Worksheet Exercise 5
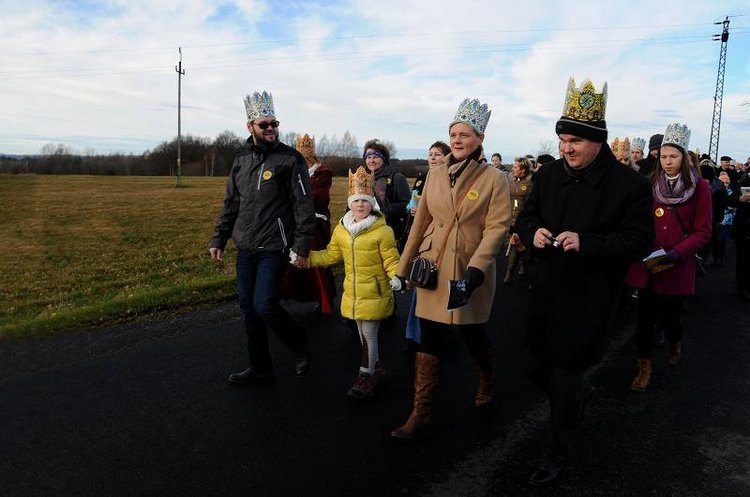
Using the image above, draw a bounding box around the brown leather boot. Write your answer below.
[391,352,439,439]
[504,246,519,283]
[473,347,495,407]
[668,341,682,366]
[630,359,652,392]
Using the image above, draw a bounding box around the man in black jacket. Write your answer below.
[636,133,663,177]
[517,78,654,487]
[210,91,317,384]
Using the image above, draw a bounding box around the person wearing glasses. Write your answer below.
[209,91,317,384]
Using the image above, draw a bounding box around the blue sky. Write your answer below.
[1,0,749,162]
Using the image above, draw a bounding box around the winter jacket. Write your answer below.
[309,213,400,320]
[397,155,511,325]
[210,137,316,256]
[508,173,533,227]
[372,163,410,238]
[627,177,712,295]
[731,173,750,241]
[516,145,654,369]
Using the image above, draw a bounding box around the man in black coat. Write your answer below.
[516,78,654,486]
[636,133,662,177]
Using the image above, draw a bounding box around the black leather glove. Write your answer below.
[464,267,485,295]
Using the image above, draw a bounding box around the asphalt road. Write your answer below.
[2,245,749,496]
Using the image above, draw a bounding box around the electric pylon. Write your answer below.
[708,17,729,164]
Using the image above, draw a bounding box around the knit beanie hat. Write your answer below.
[648,134,664,152]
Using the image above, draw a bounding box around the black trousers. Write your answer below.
[736,234,750,293]
[418,318,492,373]
[529,360,591,461]
[635,285,686,359]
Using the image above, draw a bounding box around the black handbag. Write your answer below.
[405,166,488,290]
[407,256,438,289]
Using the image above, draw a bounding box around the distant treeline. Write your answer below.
[0,131,428,178]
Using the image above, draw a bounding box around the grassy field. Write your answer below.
[0,174,350,339]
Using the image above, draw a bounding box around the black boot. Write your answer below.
[228,367,274,384]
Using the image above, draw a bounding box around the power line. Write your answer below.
[0,20,735,57]
[0,32,732,81]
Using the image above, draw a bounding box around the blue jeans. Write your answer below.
[404,290,421,343]
[236,249,307,373]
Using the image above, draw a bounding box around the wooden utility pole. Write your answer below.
[175,47,185,187]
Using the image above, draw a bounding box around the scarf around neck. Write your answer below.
[654,168,697,205]
[342,211,378,237]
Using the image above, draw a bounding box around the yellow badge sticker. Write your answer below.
[262,170,273,181]
[521,185,528,191]
[415,180,423,187]
[467,189,479,200]
[655,207,664,217]
[386,178,392,185]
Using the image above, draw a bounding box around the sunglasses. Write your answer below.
[254,120,280,130]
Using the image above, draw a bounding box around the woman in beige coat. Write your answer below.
[391,98,511,439]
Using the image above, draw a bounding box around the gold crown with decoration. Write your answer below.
[562,78,607,122]
[611,137,631,161]
[348,166,374,197]
[296,134,315,157]
[347,166,378,209]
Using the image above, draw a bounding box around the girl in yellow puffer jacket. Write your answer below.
[296,166,401,399]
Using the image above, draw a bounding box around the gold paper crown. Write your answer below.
[562,78,607,122]
[611,137,631,161]
[348,166,374,198]
[296,133,315,157]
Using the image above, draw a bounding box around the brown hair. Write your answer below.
[651,145,694,188]
[514,156,532,175]
[363,139,390,163]
[429,141,450,156]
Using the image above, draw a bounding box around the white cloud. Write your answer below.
[1,0,748,161]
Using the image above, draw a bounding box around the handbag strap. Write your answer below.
[670,206,689,238]
[434,166,488,265]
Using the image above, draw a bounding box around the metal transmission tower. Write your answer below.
[708,17,729,164]
[175,47,186,188]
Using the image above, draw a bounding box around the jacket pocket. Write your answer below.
[277,218,288,247]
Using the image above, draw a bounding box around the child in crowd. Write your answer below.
[293,166,402,399]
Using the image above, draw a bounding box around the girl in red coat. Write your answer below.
[627,123,712,392]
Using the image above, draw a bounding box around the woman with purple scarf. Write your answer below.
[626,123,712,392]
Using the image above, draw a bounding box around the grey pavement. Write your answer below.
[1,245,748,496]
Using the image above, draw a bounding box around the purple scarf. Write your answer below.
[653,168,697,205]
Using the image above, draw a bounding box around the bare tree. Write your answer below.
[379,139,397,159]
[340,131,359,158]
[536,140,556,157]
[279,131,296,147]
[317,135,331,157]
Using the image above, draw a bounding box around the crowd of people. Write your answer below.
[208,84,750,487]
